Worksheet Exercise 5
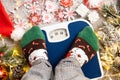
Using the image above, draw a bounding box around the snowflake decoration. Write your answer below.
[14,19,28,29]
[42,12,53,23]
[75,3,89,17]
[28,13,41,26]
[24,1,41,14]
[64,8,76,21]
[60,0,73,7]
[45,0,58,12]
[55,8,65,22]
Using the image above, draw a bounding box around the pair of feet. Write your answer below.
[20,26,99,67]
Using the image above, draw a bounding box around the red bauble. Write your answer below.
[0,65,8,80]
[0,52,4,57]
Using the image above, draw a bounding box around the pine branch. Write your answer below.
[0,45,8,52]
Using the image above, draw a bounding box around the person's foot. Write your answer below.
[20,26,48,65]
[66,27,99,67]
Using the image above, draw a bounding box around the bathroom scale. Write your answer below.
[41,19,103,79]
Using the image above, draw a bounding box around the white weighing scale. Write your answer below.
[41,19,103,80]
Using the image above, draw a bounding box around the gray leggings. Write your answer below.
[21,58,89,80]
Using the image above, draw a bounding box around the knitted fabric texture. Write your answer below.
[78,27,99,51]
[21,26,45,48]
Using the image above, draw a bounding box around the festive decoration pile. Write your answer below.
[0,36,29,80]
[0,0,104,41]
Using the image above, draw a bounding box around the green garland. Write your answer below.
[0,42,29,80]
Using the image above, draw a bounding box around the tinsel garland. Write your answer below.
[97,2,120,80]
[0,36,29,80]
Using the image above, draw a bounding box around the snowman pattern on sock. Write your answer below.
[29,49,48,64]
[67,47,89,67]
[22,39,48,64]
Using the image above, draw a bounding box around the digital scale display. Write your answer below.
[49,28,68,42]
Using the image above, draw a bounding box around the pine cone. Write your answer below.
[12,65,25,79]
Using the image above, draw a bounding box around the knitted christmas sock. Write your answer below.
[66,27,99,67]
[20,26,48,65]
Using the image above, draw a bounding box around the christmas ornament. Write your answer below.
[0,65,8,80]
[28,13,41,26]
[0,45,8,57]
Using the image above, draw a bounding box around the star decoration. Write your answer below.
[28,13,41,26]
[64,8,76,21]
